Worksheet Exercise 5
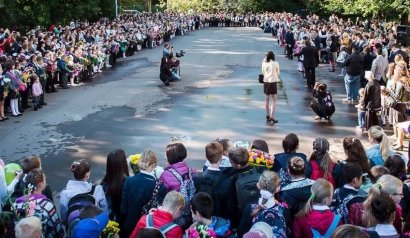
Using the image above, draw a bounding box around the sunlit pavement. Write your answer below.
[0,27,403,193]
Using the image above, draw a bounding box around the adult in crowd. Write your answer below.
[311,82,335,120]
[159,56,172,86]
[294,39,319,89]
[371,47,388,86]
[388,61,409,150]
[285,26,295,59]
[59,159,108,223]
[121,150,165,238]
[261,50,280,123]
[360,71,381,130]
[343,46,364,103]
[101,149,129,222]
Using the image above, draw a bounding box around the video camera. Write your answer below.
[175,50,186,58]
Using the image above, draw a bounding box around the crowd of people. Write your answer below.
[1,9,410,238]
[261,12,410,147]
[0,129,409,238]
[0,11,238,120]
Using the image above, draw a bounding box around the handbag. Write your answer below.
[386,95,398,108]
[258,74,264,84]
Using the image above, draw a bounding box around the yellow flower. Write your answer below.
[129,154,141,165]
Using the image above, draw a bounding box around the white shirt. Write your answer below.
[262,60,280,83]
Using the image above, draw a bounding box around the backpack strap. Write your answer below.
[159,222,178,234]
[89,184,96,195]
[145,214,154,228]
[324,214,340,237]
[168,167,184,184]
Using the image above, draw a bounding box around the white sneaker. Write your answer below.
[342,98,351,103]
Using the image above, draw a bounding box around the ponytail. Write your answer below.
[369,126,391,161]
[379,133,390,161]
[297,179,333,217]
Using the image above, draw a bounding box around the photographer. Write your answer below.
[311,82,335,120]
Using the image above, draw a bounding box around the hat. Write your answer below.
[243,222,274,238]
[313,137,329,152]
[72,212,109,238]
[364,71,375,80]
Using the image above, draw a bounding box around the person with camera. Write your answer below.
[311,82,335,120]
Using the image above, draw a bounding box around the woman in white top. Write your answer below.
[261,51,280,123]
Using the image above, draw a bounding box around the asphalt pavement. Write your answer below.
[0,27,399,194]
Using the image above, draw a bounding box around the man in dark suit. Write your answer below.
[294,39,319,89]
[285,27,295,59]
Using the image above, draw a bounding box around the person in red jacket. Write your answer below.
[130,191,185,238]
[292,179,342,238]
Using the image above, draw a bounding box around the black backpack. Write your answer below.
[235,168,260,210]
[322,91,335,116]
[66,185,96,232]
[195,174,228,216]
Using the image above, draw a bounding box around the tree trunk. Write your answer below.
[401,12,409,25]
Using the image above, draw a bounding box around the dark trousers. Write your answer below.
[46,71,57,92]
[286,44,294,58]
[305,67,316,87]
[366,110,379,130]
[20,89,28,108]
[40,78,46,104]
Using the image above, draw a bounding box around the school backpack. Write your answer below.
[311,214,340,238]
[141,180,163,215]
[195,174,228,216]
[322,91,335,117]
[235,168,260,210]
[168,167,196,228]
[145,214,178,238]
[332,188,363,224]
[66,185,96,232]
[310,160,336,187]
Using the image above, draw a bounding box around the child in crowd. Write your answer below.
[238,171,289,237]
[293,179,341,238]
[279,156,314,219]
[31,75,43,111]
[369,166,390,183]
[308,137,336,187]
[355,88,366,131]
[203,138,233,173]
[188,192,232,238]
[336,46,348,77]
[194,142,234,221]
[363,193,401,237]
[366,126,393,166]
[331,163,365,224]
[274,133,310,187]
[130,191,184,238]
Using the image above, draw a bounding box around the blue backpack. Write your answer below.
[311,214,340,238]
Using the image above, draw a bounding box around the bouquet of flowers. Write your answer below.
[248,149,274,169]
[101,220,120,238]
[128,154,141,174]
[188,224,217,238]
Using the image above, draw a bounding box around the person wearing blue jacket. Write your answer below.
[57,55,72,89]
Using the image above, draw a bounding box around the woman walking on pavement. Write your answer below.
[262,51,280,123]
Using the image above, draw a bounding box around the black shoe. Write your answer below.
[38,105,43,108]
[2,117,9,120]
[270,118,278,123]
[266,115,270,122]
[46,90,52,93]
[26,105,31,108]
[34,107,38,111]
[52,90,58,92]
[41,102,47,106]
[19,109,25,113]
[12,114,19,117]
